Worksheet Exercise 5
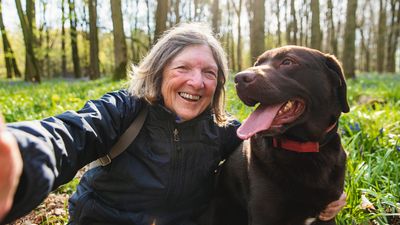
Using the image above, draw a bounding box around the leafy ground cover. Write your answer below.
[1,74,399,224]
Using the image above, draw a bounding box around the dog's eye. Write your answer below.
[281,58,295,66]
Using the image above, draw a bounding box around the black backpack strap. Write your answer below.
[94,105,148,167]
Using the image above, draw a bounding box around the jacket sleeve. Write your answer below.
[3,90,143,224]
[219,119,242,159]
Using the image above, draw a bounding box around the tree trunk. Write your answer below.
[275,0,282,46]
[174,0,181,24]
[231,0,243,71]
[385,0,399,72]
[111,0,128,80]
[145,0,152,45]
[0,0,21,78]
[226,0,236,71]
[310,0,321,50]
[88,0,100,79]
[211,0,220,34]
[376,0,386,73]
[327,0,338,55]
[285,0,290,44]
[299,0,307,46]
[69,0,81,78]
[342,0,357,79]
[288,0,297,44]
[131,0,140,64]
[154,0,168,42]
[303,0,310,46]
[194,0,200,20]
[249,0,265,64]
[61,0,67,77]
[15,0,41,82]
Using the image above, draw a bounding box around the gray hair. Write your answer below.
[128,23,230,125]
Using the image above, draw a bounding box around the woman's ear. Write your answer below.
[325,55,350,113]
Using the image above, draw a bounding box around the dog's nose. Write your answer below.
[235,71,256,84]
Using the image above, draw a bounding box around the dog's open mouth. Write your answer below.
[237,99,305,140]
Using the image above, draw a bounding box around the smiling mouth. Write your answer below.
[179,92,201,101]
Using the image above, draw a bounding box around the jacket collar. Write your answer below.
[151,103,213,125]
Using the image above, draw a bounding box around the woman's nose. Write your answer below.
[187,70,205,89]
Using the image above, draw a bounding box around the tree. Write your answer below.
[61,0,67,77]
[310,0,321,50]
[225,0,236,70]
[248,0,265,64]
[359,1,372,72]
[145,0,152,45]
[173,0,181,24]
[327,0,338,55]
[15,0,41,82]
[231,0,243,71]
[275,0,282,46]
[0,0,21,78]
[287,0,298,45]
[154,0,168,42]
[342,0,358,78]
[376,0,387,72]
[68,0,81,78]
[385,0,400,72]
[299,0,310,46]
[88,0,100,79]
[111,0,128,80]
[211,0,220,34]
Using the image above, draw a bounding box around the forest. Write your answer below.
[1,0,400,225]
[0,0,399,82]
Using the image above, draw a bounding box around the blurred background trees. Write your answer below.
[0,0,399,82]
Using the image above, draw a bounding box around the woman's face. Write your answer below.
[161,45,218,121]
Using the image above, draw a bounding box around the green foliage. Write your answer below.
[1,74,399,223]
[0,77,126,122]
[338,74,400,224]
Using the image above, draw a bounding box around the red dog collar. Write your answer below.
[272,122,338,153]
[273,138,319,153]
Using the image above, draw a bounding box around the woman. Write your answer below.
[0,23,345,225]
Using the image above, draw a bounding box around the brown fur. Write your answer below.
[210,46,349,225]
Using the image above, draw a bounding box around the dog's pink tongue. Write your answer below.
[237,103,283,140]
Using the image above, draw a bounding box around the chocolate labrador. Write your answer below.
[211,46,349,225]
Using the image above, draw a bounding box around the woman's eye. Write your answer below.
[281,58,294,66]
[175,66,188,71]
[204,70,217,79]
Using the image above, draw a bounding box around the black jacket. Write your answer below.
[4,90,241,225]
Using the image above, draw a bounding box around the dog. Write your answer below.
[211,46,349,225]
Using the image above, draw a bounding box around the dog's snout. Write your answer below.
[235,72,256,84]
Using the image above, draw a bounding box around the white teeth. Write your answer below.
[277,100,294,115]
[179,92,201,100]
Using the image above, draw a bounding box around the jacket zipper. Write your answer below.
[173,128,180,142]
[166,128,184,205]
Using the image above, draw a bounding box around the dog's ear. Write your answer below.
[325,54,350,113]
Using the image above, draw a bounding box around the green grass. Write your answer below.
[0,77,126,122]
[1,74,399,224]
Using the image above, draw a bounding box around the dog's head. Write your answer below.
[235,45,349,141]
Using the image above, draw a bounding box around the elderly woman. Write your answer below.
[0,23,345,225]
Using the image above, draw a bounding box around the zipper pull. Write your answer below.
[173,128,180,142]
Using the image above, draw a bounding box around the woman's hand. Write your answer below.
[319,192,347,221]
[0,115,22,222]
